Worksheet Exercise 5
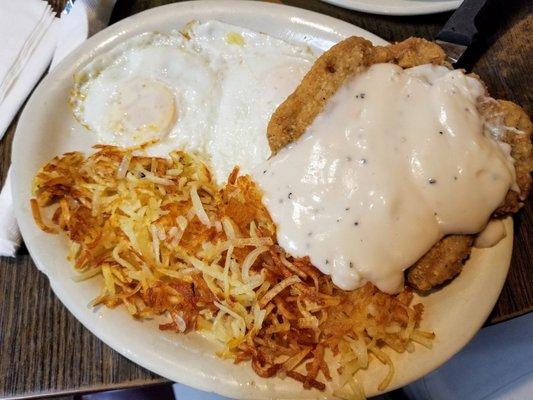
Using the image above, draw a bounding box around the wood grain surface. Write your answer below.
[0,0,531,398]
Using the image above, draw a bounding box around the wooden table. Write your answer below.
[0,0,531,398]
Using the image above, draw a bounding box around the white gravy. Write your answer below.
[254,63,516,293]
[474,219,507,248]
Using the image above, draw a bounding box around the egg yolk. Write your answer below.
[107,78,176,142]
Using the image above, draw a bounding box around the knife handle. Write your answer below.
[437,0,495,46]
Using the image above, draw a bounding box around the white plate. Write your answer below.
[321,0,462,16]
[11,1,512,398]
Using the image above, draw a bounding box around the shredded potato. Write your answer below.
[32,146,431,398]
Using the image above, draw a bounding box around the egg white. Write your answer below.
[188,21,315,181]
[71,32,219,151]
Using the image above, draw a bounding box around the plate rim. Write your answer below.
[320,0,463,16]
[11,1,511,398]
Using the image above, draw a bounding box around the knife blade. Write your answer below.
[63,0,76,14]
[436,0,498,69]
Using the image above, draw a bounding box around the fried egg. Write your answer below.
[188,21,315,181]
[71,32,218,150]
[70,21,315,182]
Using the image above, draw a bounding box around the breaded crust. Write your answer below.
[267,37,447,155]
[267,37,376,155]
[493,100,533,214]
[267,36,533,292]
[406,235,474,291]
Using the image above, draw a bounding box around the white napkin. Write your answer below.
[0,170,20,256]
[0,0,116,257]
[0,0,59,139]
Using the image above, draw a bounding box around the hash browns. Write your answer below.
[267,36,533,292]
[32,145,432,397]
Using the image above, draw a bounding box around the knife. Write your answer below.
[62,0,76,14]
[436,0,498,69]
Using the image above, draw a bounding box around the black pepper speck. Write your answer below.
[354,221,359,226]
[288,192,293,199]
[428,178,437,184]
